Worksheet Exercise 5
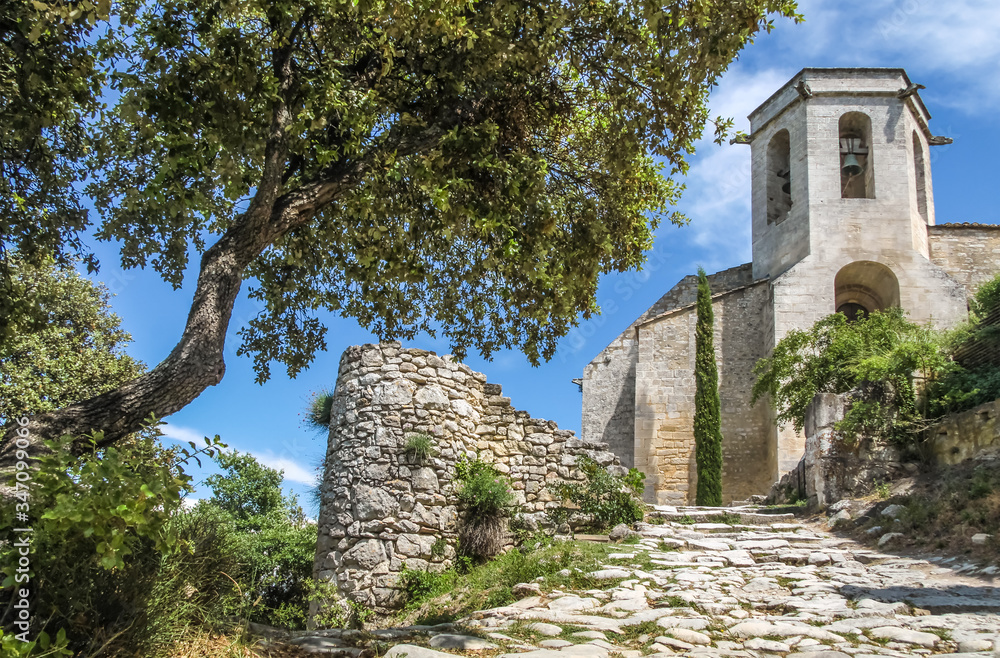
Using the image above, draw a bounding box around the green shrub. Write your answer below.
[0,628,71,657]
[927,365,1000,418]
[752,308,946,445]
[404,434,437,462]
[454,457,515,520]
[0,427,225,656]
[557,457,645,529]
[199,451,317,630]
[400,568,455,605]
[454,456,515,559]
[970,273,1000,321]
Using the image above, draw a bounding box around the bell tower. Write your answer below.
[747,68,948,284]
[744,68,969,476]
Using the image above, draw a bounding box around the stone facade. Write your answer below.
[582,264,757,473]
[582,68,999,505]
[633,275,775,505]
[314,342,622,611]
[771,393,912,508]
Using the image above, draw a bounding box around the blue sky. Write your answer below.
[82,0,1000,512]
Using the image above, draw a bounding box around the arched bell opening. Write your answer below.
[834,261,900,322]
[767,130,792,224]
[912,131,929,222]
[839,112,875,199]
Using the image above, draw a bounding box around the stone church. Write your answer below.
[580,68,1000,505]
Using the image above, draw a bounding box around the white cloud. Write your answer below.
[765,0,1000,109]
[160,423,317,486]
[254,453,319,486]
[160,422,207,445]
[673,67,792,268]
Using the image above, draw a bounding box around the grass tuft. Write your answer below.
[403,434,436,462]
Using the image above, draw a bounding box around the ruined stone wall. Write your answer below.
[634,279,773,506]
[770,393,911,508]
[314,343,622,611]
[773,393,1000,508]
[582,263,755,467]
[929,224,1000,295]
[929,397,1000,465]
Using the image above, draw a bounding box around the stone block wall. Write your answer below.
[773,393,1000,508]
[929,223,1000,295]
[582,263,756,466]
[929,397,1000,465]
[770,393,911,508]
[634,279,773,505]
[313,343,622,611]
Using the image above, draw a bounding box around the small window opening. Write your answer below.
[766,130,792,224]
[836,302,868,323]
[839,113,875,199]
[913,131,928,222]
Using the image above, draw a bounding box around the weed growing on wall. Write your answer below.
[304,389,335,430]
[404,434,437,463]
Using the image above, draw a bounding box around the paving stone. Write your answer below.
[654,636,694,651]
[744,637,791,652]
[867,626,940,647]
[529,623,565,637]
[662,628,711,645]
[428,634,498,650]
[957,638,993,652]
[571,631,607,640]
[385,645,457,658]
[548,596,600,612]
[539,640,574,648]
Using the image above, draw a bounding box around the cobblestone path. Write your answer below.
[286,506,1000,657]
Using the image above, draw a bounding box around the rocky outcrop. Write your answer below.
[313,342,623,610]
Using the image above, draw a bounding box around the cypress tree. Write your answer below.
[694,267,723,506]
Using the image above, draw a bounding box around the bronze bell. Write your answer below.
[842,153,863,177]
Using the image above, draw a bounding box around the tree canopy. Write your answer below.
[1,0,109,337]
[1,0,801,455]
[751,309,946,444]
[0,255,144,426]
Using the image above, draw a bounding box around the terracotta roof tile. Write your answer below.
[931,222,1000,229]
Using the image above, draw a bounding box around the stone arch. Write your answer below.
[767,129,792,224]
[839,112,875,199]
[834,261,900,321]
[913,131,928,222]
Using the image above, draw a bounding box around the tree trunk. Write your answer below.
[0,118,439,484]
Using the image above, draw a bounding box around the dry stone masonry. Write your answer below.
[314,342,623,610]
